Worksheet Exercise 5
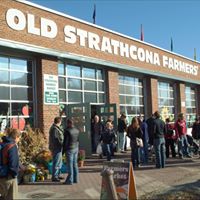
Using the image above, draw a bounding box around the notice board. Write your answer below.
[100,161,137,200]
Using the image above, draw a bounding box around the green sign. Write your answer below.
[44,74,59,105]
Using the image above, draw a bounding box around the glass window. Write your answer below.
[185,86,196,127]
[0,71,9,84]
[0,56,34,131]
[158,82,174,121]
[10,59,27,71]
[67,65,81,77]
[68,91,82,102]
[59,77,66,89]
[85,92,97,103]
[58,62,105,105]
[59,90,66,102]
[0,87,9,100]
[84,80,96,91]
[68,78,81,90]
[11,87,31,101]
[0,57,8,69]
[83,68,95,79]
[11,72,28,85]
[58,63,65,75]
[119,75,144,123]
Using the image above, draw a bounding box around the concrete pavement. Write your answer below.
[18,152,200,199]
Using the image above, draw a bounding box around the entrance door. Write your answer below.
[96,104,119,150]
[67,103,91,156]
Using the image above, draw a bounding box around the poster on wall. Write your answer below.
[44,74,59,105]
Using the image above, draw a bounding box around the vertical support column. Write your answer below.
[107,70,120,116]
[36,57,59,136]
[176,83,186,117]
[196,86,200,117]
[145,77,158,118]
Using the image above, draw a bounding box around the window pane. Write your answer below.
[99,94,105,103]
[0,57,8,69]
[124,77,134,85]
[67,65,81,77]
[0,87,9,100]
[84,80,96,91]
[0,103,9,116]
[0,71,9,84]
[68,78,81,90]
[98,82,104,91]
[119,85,124,94]
[97,70,103,80]
[58,63,65,75]
[59,90,66,102]
[120,96,125,104]
[11,103,33,116]
[59,77,65,89]
[85,92,97,103]
[11,72,28,85]
[83,68,95,79]
[68,91,82,102]
[10,59,27,71]
[11,88,32,100]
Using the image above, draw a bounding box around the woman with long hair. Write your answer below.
[127,117,143,168]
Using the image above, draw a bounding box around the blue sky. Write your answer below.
[29,0,200,61]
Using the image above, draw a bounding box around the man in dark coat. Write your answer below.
[49,117,64,182]
[153,111,166,168]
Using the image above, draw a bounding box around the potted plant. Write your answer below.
[78,149,85,167]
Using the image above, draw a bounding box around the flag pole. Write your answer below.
[93,4,96,24]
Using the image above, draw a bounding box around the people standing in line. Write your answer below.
[0,128,21,200]
[138,116,149,164]
[100,122,116,161]
[127,117,143,168]
[49,117,64,182]
[192,117,200,141]
[63,119,80,185]
[146,114,155,146]
[153,111,166,169]
[175,113,192,159]
[118,113,127,153]
[165,118,176,158]
[91,115,104,153]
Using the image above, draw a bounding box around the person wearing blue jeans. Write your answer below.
[154,137,166,168]
[65,147,79,184]
[153,111,166,169]
[178,135,190,157]
[49,117,64,182]
[63,119,80,185]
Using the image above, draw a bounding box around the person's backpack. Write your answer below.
[0,142,15,177]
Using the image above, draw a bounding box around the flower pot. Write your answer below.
[78,160,84,167]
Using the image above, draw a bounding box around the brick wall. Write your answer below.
[107,70,120,116]
[36,56,59,136]
[176,83,186,117]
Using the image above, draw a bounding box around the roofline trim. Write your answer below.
[0,38,199,85]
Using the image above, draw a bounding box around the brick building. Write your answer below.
[0,0,200,154]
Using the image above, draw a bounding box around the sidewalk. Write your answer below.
[18,152,200,199]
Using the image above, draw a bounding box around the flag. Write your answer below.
[93,4,96,24]
[170,37,173,52]
[140,24,144,41]
[194,48,197,60]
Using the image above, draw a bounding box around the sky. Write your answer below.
[28,0,200,61]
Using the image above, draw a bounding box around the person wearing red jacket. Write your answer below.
[174,113,191,159]
[165,118,176,158]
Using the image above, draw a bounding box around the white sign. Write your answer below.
[5,8,199,76]
[44,74,59,105]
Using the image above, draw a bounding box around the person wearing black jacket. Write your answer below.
[63,119,80,185]
[118,113,127,153]
[0,128,21,200]
[49,117,64,182]
[153,111,166,168]
[100,122,116,161]
[127,117,143,168]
